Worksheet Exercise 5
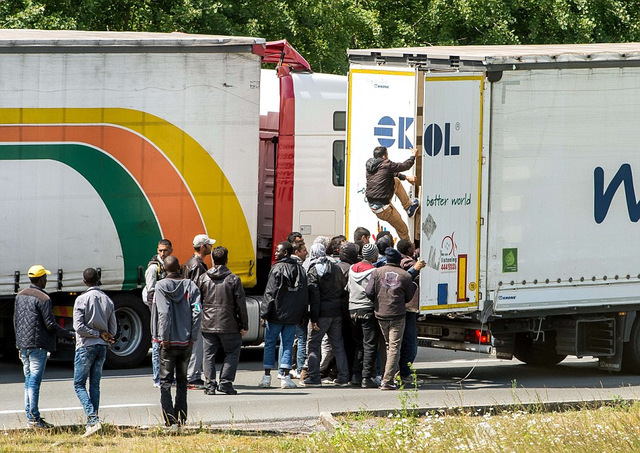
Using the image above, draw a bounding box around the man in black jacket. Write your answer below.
[259,241,308,389]
[365,146,420,240]
[198,246,248,396]
[183,233,216,390]
[13,265,75,428]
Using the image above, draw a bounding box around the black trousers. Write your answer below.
[159,344,191,426]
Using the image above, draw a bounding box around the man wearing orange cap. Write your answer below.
[13,265,75,428]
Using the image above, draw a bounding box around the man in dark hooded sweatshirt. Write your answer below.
[151,256,202,430]
[365,146,419,240]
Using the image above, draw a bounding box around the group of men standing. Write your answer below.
[258,227,423,391]
[142,235,248,430]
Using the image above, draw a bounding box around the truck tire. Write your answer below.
[106,294,151,369]
[513,332,567,367]
[622,317,640,373]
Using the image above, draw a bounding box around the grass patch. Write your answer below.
[2,402,640,452]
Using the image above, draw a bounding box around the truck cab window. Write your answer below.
[333,111,346,131]
[332,140,345,187]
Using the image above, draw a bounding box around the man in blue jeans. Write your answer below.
[259,241,308,389]
[13,264,75,429]
[73,268,117,437]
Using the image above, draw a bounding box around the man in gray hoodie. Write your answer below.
[151,256,202,429]
[347,243,382,388]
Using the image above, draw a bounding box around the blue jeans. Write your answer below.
[278,323,307,372]
[152,341,160,383]
[19,348,48,422]
[263,322,295,370]
[74,344,108,426]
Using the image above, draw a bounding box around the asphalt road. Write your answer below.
[2,346,640,430]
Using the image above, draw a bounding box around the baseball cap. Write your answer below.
[193,234,216,248]
[28,265,51,278]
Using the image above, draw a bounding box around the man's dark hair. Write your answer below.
[377,230,392,242]
[163,255,180,273]
[212,246,228,266]
[158,238,172,248]
[278,241,293,257]
[376,236,393,255]
[83,267,99,286]
[353,226,370,242]
[327,235,346,256]
[396,239,414,256]
[292,242,306,254]
[373,146,388,159]
[287,231,303,244]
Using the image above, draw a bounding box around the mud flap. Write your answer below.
[598,314,626,372]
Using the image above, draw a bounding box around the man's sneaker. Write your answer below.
[380,382,397,391]
[299,378,321,387]
[321,377,337,386]
[217,383,238,395]
[406,198,420,218]
[187,379,206,390]
[401,376,425,386]
[28,418,54,429]
[334,379,350,387]
[82,421,102,437]
[299,369,308,381]
[290,370,301,379]
[258,374,272,388]
[361,378,379,388]
[204,382,217,395]
[153,380,161,388]
[281,375,297,389]
[166,424,181,434]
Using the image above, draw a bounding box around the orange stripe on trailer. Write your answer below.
[0,125,206,265]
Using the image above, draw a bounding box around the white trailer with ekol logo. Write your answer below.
[348,44,640,372]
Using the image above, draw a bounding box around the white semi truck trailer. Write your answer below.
[347,43,640,372]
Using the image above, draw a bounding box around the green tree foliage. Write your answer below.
[2,0,640,74]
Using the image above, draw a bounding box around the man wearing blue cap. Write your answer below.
[13,265,75,428]
[365,249,416,390]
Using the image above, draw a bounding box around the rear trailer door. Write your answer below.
[346,66,417,242]
[419,74,484,313]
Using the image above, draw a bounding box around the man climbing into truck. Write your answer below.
[365,146,419,241]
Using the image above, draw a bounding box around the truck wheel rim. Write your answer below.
[111,307,143,357]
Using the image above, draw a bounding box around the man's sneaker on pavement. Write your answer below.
[321,377,337,386]
[290,369,301,379]
[401,376,425,386]
[281,375,297,389]
[187,379,206,390]
[299,369,308,381]
[28,418,54,429]
[361,378,379,388]
[406,198,420,218]
[258,374,272,388]
[82,421,102,437]
[299,378,321,387]
[380,382,398,390]
[153,380,161,388]
[217,383,238,395]
[166,424,181,434]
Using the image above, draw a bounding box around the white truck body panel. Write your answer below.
[419,74,484,313]
[0,30,263,293]
[488,67,640,312]
[346,66,416,242]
